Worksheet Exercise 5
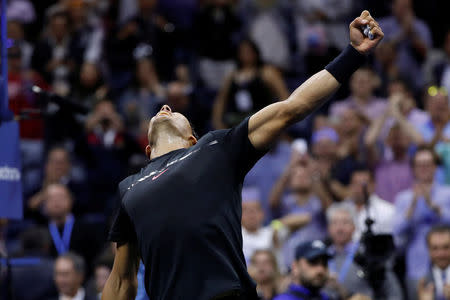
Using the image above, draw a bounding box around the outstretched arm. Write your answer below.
[102,243,140,300]
[248,11,384,150]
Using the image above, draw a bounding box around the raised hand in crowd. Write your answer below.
[417,278,434,300]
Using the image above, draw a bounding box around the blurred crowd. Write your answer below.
[1,0,450,299]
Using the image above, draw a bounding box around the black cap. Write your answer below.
[295,240,333,261]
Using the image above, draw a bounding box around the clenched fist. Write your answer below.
[349,10,384,54]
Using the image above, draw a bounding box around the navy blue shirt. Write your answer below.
[109,118,266,300]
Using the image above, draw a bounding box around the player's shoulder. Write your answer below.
[117,168,148,200]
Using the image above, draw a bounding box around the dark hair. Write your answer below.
[411,145,441,168]
[20,227,51,253]
[235,38,263,69]
[350,163,374,181]
[426,224,450,247]
[58,252,86,276]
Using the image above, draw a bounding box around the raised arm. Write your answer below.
[102,243,140,300]
[248,11,384,150]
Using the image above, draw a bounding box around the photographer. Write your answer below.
[326,202,403,299]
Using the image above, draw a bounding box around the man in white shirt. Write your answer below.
[418,225,450,300]
[53,252,96,300]
[344,166,395,240]
[241,187,310,273]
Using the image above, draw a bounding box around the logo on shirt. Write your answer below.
[152,168,168,180]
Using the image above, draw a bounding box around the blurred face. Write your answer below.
[46,149,71,180]
[80,63,100,88]
[289,165,312,193]
[136,59,156,85]
[350,69,375,99]
[312,139,337,161]
[68,1,87,24]
[45,185,72,220]
[387,126,409,154]
[250,251,276,284]
[167,82,190,113]
[328,210,355,247]
[426,94,449,124]
[50,15,69,40]
[413,150,436,183]
[349,171,373,204]
[54,258,82,297]
[242,201,264,232]
[392,0,412,20]
[7,21,24,40]
[293,257,328,290]
[339,109,361,135]
[95,266,111,292]
[147,105,194,147]
[238,42,257,67]
[428,232,450,270]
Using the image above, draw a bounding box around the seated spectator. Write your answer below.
[42,184,105,274]
[248,249,282,300]
[118,52,164,138]
[344,165,395,240]
[417,225,450,300]
[244,136,292,223]
[241,187,311,271]
[71,62,108,110]
[393,147,450,287]
[194,0,241,90]
[52,252,97,300]
[326,202,403,299]
[365,93,423,203]
[273,240,333,300]
[269,152,331,268]
[85,100,141,213]
[27,146,88,216]
[31,10,75,96]
[7,20,33,69]
[330,67,387,121]
[86,253,114,300]
[11,227,58,300]
[212,38,289,129]
[378,0,433,92]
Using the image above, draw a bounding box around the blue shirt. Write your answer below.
[393,185,450,280]
[273,284,329,300]
[281,194,327,268]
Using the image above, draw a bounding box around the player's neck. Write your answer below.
[150,137,190,160]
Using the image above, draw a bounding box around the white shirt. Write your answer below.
[242,225,289,272]
[59,288,85,300]
[346,195,395,241]
[432,265,450,297]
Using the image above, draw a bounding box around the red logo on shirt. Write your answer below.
[152,168,168,180]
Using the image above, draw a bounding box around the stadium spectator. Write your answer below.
[326,202,403,299]
[41,184,105,273]
[212,38,289,129]
[11,227,58,300]
[52,252,97,300]
[378,0,433,92]
[273,240,332,300]
[193,0,242,90]
[241,187,311,271]
[344,165,395,240]
[269,152,331,268]
[27,146,88,216]
[417,225,450,300]
[87,253,114,300]
[244,137,292,222]
[330,67,387,121]
[31,10,75,96]
[7,20,33,69]
[364,93,423,203]
[393,147,450,291]
[248,249,282,300]
[71,62,107,110]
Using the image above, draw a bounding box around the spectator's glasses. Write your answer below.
[427,85,448,97]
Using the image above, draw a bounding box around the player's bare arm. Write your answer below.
[102,243,140,300]
[248,11,384,150]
